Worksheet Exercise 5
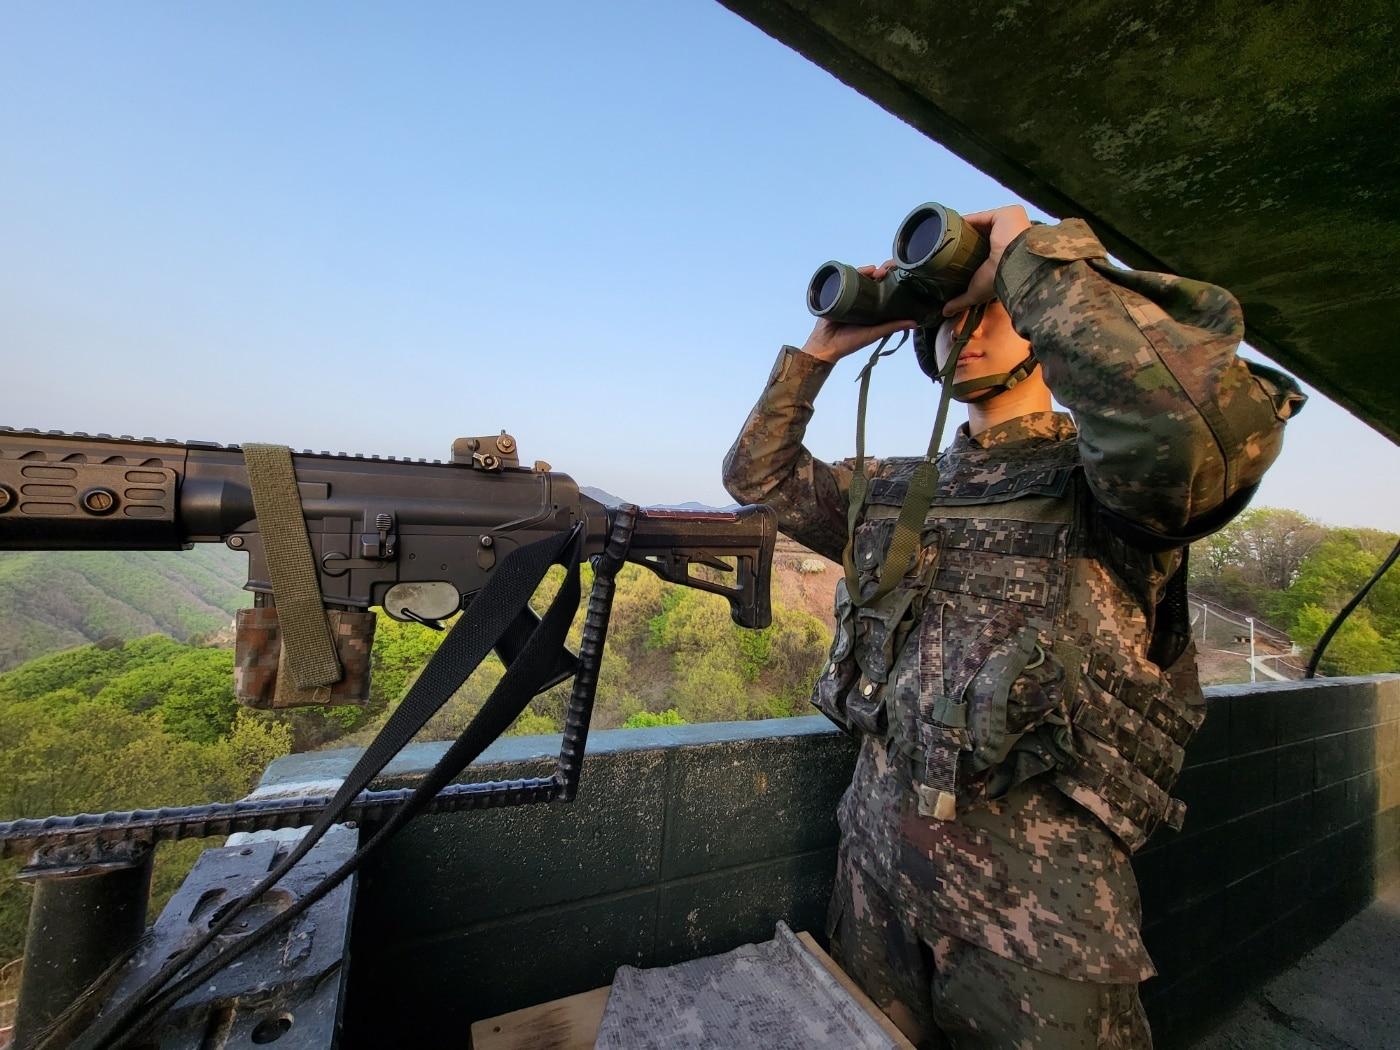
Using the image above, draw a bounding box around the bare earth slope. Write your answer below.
[772,539,839,633]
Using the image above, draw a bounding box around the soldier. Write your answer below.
[722,205,1304,1048]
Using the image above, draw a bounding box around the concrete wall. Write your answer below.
[1136,675,1400,1047]
[260,674,1400,1047]
[325,719,855,1047]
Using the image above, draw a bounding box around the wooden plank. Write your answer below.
[796,931,917,1050]
[470,985,610,1050]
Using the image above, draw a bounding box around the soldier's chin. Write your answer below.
[953,383,999,404]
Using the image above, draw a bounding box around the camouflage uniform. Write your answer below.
[723,219,1304,1048]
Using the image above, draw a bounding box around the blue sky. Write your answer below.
[3,1,1396,530]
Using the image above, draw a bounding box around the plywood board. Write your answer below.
[470,985,610,1050]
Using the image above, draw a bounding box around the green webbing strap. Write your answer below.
[843,306,984,607]
[842,330,905,593]
[243,443,343,690]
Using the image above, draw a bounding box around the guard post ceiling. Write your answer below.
[718,0,1400,442]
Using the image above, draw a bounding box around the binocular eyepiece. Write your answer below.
[807,203,989,326]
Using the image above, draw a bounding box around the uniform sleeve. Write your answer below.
[721,346,872,563]
[995,219,1306,539]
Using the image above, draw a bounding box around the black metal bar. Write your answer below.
[556,503,633,802]
[13,843,153,1050]
[0,777,567,860]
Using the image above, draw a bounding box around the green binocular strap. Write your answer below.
[842,304,984,607]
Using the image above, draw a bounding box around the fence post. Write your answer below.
[12,840,153,1049]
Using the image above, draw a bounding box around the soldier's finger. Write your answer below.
[958,210,1000,230]
[942,276,993,316]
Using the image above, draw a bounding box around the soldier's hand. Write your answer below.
[801,262,916,364]
[941,205,1033,317]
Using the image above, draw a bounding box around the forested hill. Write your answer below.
[0,548,248,670]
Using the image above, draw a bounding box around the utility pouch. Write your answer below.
[914,607,1044,820]
[855,585,921,684]
[845,673,888,737]
[235,606,377,708]
[851,518,895,588]
[965,621,1043,773]
[812,580,859,731]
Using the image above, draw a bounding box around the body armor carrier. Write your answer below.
[812,429,1204,851]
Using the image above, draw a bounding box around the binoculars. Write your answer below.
[807,203,989,326]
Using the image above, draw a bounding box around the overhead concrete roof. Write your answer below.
[719,1,1400,442]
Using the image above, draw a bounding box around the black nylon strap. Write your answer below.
[75,526,583,1050]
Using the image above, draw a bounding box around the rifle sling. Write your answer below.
[242,443,342,691]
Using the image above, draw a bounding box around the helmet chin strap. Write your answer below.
[949,348,1040,402]
[936,300,1039,403]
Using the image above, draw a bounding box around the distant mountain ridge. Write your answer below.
[580,486,734,512]
[580,486,624,507]
[0,548,249,671]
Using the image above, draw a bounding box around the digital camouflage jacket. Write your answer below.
[722,219,1303,982]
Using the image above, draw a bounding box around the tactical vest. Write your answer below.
[812,431,1204,852]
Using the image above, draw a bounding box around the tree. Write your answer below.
[0,700,291,963]
[1195,526,1241,581]
[1242,509,1327,590]
[1290,604,1397,677]
[1190,508,1327,606]
[95,647,238,743]
[1274,529,1400,637]
[622,709,686,729]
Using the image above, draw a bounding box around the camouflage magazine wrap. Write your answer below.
[234,606,377,708]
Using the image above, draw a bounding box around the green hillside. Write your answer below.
[0,548,249,670]
[0,569,833,964]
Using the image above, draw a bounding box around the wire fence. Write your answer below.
[1189,594,1311,681]
[1189,594,1293,647]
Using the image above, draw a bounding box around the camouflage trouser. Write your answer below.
[826,854,1152,1049]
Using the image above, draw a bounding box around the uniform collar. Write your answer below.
[954,411,1076,452]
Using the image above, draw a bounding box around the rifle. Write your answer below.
[0,425,777,1049]
[0,426,772,648]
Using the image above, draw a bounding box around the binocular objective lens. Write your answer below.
[899,212,946,267]
[814,267,844,313]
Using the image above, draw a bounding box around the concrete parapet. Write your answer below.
[259,675,1399,1048]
